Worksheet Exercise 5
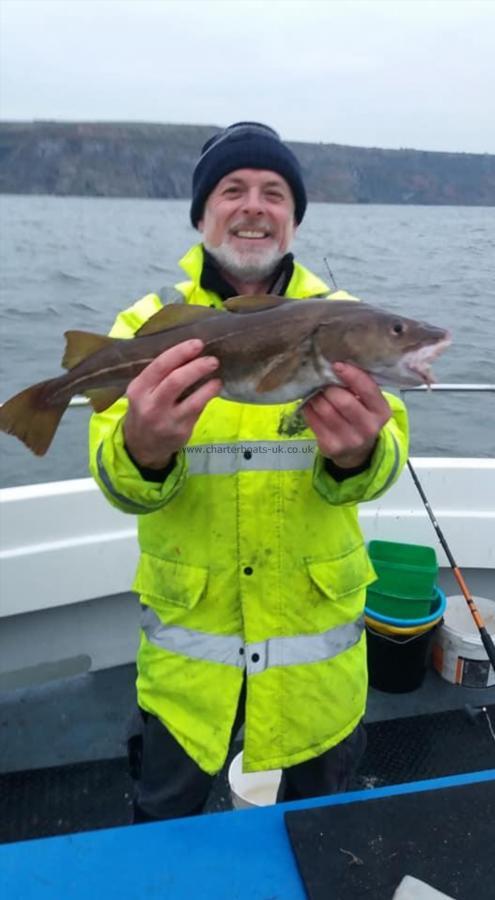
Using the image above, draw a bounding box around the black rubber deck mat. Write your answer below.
[353,703,495,791]
[0,757,133,844]
[1,704,494,845]
[285,778,495,900]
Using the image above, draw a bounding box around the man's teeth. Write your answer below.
[235,230,268,238]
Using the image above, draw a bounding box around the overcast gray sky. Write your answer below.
[1,0,494,153]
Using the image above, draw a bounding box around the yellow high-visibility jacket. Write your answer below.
[89,244,409,774]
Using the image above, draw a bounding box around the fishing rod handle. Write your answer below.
[480,628,495,673]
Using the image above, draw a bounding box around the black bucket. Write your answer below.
[366,622,440,693]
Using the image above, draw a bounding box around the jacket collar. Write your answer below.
[179,243,329,299]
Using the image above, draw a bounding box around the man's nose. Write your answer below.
[241,188,265,215]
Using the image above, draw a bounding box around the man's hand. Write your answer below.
[302,362,391,469]
[124,339,222,470]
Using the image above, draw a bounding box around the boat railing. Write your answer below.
[399,384,495,393]
[1,383,495,414]
[61,383,494,406]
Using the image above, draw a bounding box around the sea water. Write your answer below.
[1,196,494,488]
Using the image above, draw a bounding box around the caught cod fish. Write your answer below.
[0,294,450,456]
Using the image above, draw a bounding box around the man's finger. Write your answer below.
[130,339,205,393]
[332,363,390,414]
[150,354,219,404]
[303,403,357,455]
[303,401,338,434]
[316,387,379,433]
[177,378,223,422]
[303,397,355,440]
[309,388,369,427]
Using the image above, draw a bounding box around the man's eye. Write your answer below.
[266,191,284,201]
[223,187,241,196]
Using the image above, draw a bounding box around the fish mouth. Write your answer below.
[404,333,452,385]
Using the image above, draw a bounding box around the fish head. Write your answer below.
[385,318,452,386]
[316,305,452,387]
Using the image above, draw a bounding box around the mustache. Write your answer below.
[229,219,273,234]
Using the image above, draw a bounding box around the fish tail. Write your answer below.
[0,378,70,456]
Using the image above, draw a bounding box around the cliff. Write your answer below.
[1,121,494,205]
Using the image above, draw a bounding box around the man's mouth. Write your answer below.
[231,227,272,240]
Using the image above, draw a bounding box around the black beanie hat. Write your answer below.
[190,121,307,227]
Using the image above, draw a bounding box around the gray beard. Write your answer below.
[204,240,284,283]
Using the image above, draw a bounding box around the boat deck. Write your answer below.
[0,460,493,894]
[1,770,493,900]
[1,653,494,845]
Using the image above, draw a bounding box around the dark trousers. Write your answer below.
[128,683,366,823]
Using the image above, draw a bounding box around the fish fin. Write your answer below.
[136,304,220,336]
[224,295,293,314]
[0,379,69,456]
[62,331,115,370]
[85,386,125,413]
[255,351,303,394]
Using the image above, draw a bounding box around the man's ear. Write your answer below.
[197,218,204,233]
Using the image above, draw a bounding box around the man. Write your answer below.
[89,122,409,822]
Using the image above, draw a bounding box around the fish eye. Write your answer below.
[392,322,405,335]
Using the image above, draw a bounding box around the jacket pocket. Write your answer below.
[132,552,208,610]
[306,543,377,602]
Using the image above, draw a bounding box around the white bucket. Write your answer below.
[432,595,495,688]
[228,750,282,809]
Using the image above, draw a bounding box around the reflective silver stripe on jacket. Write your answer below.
[96,445,161,513]
[245,618,364,674]
[369,433,401,499]
[141,605,364,673]
[141,605,245,668]
[185,440,316,475]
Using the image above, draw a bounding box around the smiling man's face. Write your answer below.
[198,168,297,284]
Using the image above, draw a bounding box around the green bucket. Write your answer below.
[366,586,435,620]
[368,540,438,601]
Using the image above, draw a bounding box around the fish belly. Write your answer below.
[220,363,340,405]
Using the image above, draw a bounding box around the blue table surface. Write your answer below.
[2,769,494,900]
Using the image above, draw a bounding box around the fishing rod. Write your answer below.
[323,257,339,292]
[406,456,495,674]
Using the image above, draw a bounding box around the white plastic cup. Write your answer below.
[228,750,282,809]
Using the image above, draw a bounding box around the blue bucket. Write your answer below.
[365,586,446,628]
